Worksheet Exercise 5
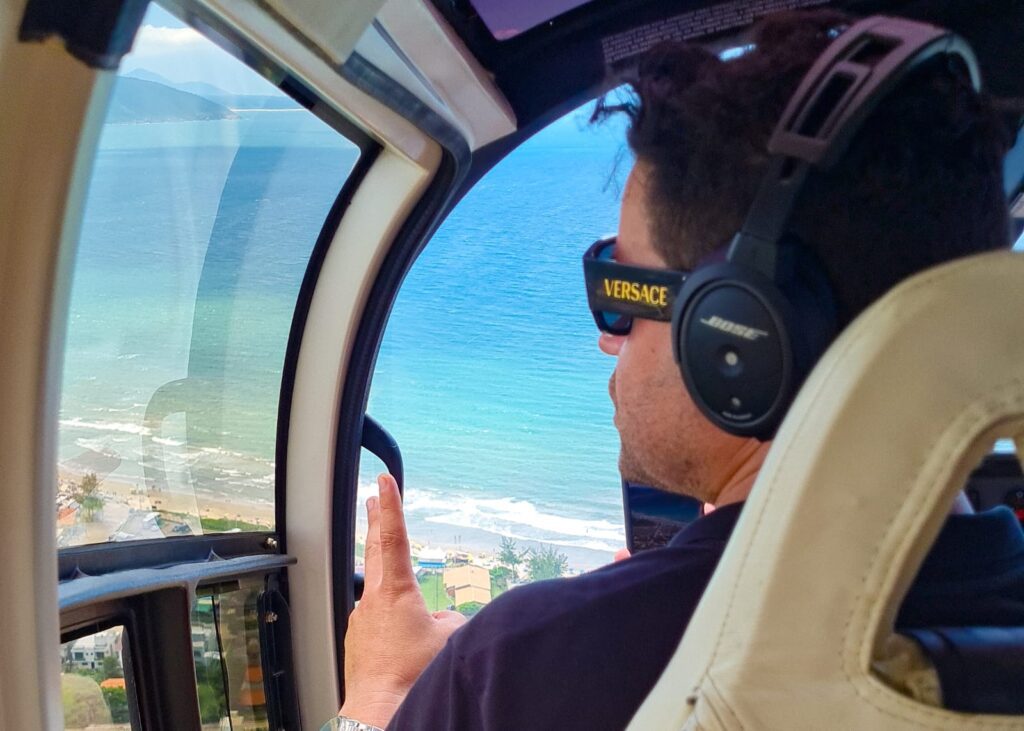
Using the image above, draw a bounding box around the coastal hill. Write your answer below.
[123,69,300,113]
[107,77,237,123]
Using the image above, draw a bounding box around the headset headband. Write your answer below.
[730,16,981,278]
[672,15,983,440]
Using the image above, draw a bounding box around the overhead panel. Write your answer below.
[469,0,592,40]
[599,0,829,70]
[375,0,516,149]
[262,0,383,66]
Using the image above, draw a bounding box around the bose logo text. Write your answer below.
[699,316,769,341]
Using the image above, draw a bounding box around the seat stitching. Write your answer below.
[702,255,1024,728]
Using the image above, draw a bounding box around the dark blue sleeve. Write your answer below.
[385,634,482,730]
[386,544,722,731]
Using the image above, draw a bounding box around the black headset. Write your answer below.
[671,16,981,441]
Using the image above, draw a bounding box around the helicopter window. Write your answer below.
[358,102,628,613]
[56,4,358,548]
[191,579,269,728]
[60,625,136,730]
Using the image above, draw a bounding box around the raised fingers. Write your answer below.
[377,473,417,592]
[362,494,382,588]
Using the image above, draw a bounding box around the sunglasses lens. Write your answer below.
[599,311,632,335]
[587,238,634,335]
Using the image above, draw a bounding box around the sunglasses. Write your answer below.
[583,236,690,335]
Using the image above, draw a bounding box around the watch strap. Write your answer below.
[320,715,385,731]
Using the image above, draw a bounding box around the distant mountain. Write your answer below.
[168,79,234,100]
[123,68,177,86]
[123,68,299,111]
[207,94,300,111]
[107,77,237,123]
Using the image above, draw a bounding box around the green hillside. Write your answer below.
[107,77,237,124]
[61,673,112,728]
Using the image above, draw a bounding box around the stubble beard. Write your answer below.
[618,437,710,502]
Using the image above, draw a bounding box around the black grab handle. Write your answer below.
[355,415,405,600]
[360,414,404,497]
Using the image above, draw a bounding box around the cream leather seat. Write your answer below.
[628,251,1024,730]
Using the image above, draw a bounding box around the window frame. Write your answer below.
[60,564,294,731]
[325,68,631,695]
[326,95,469,709]
[326,100,585,695]
[61,617,142,730]
[52,2,378,728]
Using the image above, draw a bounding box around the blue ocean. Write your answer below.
[59,105,631,562]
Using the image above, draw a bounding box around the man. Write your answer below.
[334,9,1024,730]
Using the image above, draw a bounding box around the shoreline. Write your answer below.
[58,467,618,571]
[357,512,617,574]
[57,466,273,546]
[406,516,616,572]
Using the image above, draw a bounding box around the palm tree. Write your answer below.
[497,536,526,578]
[73,472,104,522]
[527,545,569,581]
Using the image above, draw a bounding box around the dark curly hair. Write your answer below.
[595,9,1012,327]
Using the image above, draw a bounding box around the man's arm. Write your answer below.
[339,474,467,728]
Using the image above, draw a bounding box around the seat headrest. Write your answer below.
[629,251,1024,730]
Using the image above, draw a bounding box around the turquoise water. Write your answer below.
[366,133,631,553]
[60,111,356,506]
[59,106,631,554]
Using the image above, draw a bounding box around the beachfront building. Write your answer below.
[443,564,491,607]
[62,629,122,672]
[191,625,217,660]
[417,548,446,571]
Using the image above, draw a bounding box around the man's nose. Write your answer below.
[598,333,625,356]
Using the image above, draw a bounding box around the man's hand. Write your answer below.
[340,474,467,728]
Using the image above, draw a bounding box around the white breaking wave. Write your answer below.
[400,487,624,552]
[60,418,151,437]
[74,437,112,452]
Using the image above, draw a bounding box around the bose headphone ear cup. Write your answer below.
[672,262,797,440]
[671,248,838,441]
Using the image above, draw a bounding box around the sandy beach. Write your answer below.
[355,512,616,574]
[406,517,615,572]
[58,467,615,572]
[58,466,273,546]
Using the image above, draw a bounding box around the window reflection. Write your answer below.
[56,3,357,547]
[192,580,269,730]
[61,626,135,730]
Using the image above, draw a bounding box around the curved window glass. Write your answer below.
[358,103,628,614]
[61,626,134,730]
[57,5,358,547]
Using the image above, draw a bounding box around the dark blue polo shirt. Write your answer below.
[388,504,1024,730]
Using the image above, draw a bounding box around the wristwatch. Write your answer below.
[319,716,384,731]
